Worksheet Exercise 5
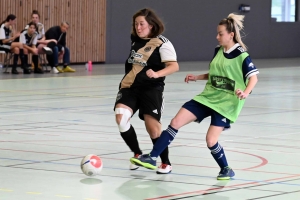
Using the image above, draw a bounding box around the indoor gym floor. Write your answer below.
[0,58,300,200]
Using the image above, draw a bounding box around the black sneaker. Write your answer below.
[34,67,44,74]
[23,67,31,74]
[11,68,19,74]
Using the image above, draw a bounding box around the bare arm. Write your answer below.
[157,61,179,77]
[23,44,37,52]
[196,73,209,80]
[146,61,179,78]
[1,33,20,44]
[236,75,258,99]
[185,73,209,83]
[244,75,258,94]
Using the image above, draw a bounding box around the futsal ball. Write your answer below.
[81,154,103,176]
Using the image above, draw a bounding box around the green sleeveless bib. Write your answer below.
[193,47,249,123]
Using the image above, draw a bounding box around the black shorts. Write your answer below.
[182,100,231,129]
[0,43,11,51]
[114,87,164,121]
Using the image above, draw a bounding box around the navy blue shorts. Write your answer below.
[182,100,230,129]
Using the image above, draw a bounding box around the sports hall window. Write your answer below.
[271,0,296,22]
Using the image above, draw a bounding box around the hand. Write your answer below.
[146,69,159,78]
[14,32,20,37]
[184,74,197,83]
[50,39,57,43]
[235,89,248,100]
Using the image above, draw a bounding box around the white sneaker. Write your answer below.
[129,154,140,170]
[52,67,59,74]
[42,47,53,55]
[156,164,172,174]
[129,163,139,170]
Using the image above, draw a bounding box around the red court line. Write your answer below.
[145,174,300,200]
[0,147,297,176]
[226,141,300,150]
[178,144,296,154]
[227,150,268,170]
[170,154,300,167]
[88,156,297,176]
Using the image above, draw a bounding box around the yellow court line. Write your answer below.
[0,188,13,192]
[27,191,42,195]
[56,195,72,198]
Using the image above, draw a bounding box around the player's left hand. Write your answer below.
[236,89,248,100]
[146,69,159,78]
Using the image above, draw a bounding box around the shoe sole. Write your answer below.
[156,170,172,174]
[130,158,157,170]
[130,166,139,170]
[217,175,235,180]
[217,177,231,180]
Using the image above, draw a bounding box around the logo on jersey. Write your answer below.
[211,76,235,92]
[144,46,151,52]
[116,92,122,101]
[127,50,147,67]
[248,62,254,68]
[237,47,245,52]
[152,109,158,114]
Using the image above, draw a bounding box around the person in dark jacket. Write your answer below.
[44,22,75,74]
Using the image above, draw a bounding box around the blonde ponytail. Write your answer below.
[219,13,247,51]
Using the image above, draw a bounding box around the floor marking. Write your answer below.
[145,174,300,200]
[0,188,13,192]
[26,191,42,195]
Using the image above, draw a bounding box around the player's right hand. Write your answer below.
[50,39,57,44]
[14,32,20,37]
[184,74,197,83]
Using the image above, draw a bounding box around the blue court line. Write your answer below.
[1,157,300,187]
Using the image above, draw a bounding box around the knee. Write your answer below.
[115,114,122,125]
[115,107,132,132]
[33,49,38,55]
[13,47,19,54]
[206,136,218,148]
[147,127,160,139]
[23,49,28,55]
[170,117,181,130]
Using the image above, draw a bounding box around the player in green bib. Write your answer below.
[130,13,259,180]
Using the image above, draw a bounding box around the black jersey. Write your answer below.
[20,30,37,46]
[120,34,177,90]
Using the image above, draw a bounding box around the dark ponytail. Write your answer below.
[1,14,16,25]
